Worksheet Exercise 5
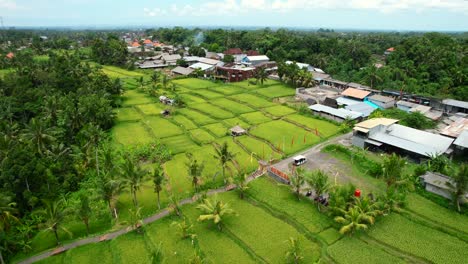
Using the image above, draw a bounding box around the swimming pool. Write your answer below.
[364,98,381,109]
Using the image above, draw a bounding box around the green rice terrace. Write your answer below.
[15,66,468,264]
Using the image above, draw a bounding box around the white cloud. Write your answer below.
[0,0,19,10]
[144,0,468,17]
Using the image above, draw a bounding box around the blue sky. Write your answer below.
[1,0,467,31]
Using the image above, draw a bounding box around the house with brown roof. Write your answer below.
[341,88,371,101]
[5,52,14,59]
[368,94,395,109]
[223,48,247,63]
[384,47,395,55]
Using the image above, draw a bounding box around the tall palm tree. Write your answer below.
[284,237,304,264]
[21,118,56,155]
[75,194,92,236]
[213,142,236,183]
[446,164,468,212]
[151,71,160,84]
[152,165,166,210]
[185,153,204,193]
[290,168,306,200]
[38,200,71,245]
[363,64,382,89]
[334,206,369,235]
[171,217,194,239]
[255,67,268,85]
[353,197,381,225]
[97,170,123,219]
[196,197,235,231]
[81,124,104,176]
[235,172,250,199]
[128,207,144,233]
[381,153,406,188]
[121,156,147,208]
[306,170,330,199]
[0,195,18,232]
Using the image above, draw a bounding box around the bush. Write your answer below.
[369,109,435,129]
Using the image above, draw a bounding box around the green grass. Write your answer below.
[328,237,405,264]
[179,93,206,104]
[111,122,153,146]
[405,194,468,234]
[121,90,155,106]
[35,254,63,264]
[239,112,272,125]
[252,85,295,98]
[172,78,218,89]
[189,89,224,99]
[115,107,142,122]
[248,177,331,233]
[177,108,217,126]
[250,120,319,155]
[210,98,255,114]
[161,135,198,155]
[318,228,342,245]
[0,68,14,78]
[228,79,280,90]
[189,103,235,119]
[172,114,198,130]
[67,242,113,264]
[229,93,275,108]
[208,85,246,95]
[284,114,341,138]
[136,104,164,116]
[203,123,229,137]
[222,192,321,263]
[236,136,283,160]
[368,214,468,264]
[262,105,296,117]
[110,232,152,264]
[189,128,216,144]
[101,65,144,78]
[223,117,251,130]
[144,116,184,138]
[33,55,50,62]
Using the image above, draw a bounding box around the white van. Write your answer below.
[293,155,307,166]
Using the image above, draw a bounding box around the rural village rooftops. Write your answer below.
[368,94,394,103]
[171,66,194,76]
[354,118,399,130]
[309,104,363,120]
[245,55,269,61]
[189,62,213,71]
[345,102,376,117]
[420,172,453,191]
[440,117,468,138]
[341,88,371,100]
[224,48,244,55]
[443,99,468,109]
[453,130,468,148]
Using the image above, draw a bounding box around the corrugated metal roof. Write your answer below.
[355,118,399,129]
[336,97,362,106]
[171,66,194,76]
[198,57,221,65]
[285,61,311,70]
[246,55,269,61]
[346,102,376,117]
[409,105,431,114]
[443,99,468,109]
[341,88,371,100]
[189,62,213,71]
[421,172,453,190]
[369,124,454,157]
[368,94,395,103]
[453,130,468,148]
[309,104,362,120]
[440,118,468,138]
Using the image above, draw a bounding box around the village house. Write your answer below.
[345,102,376,117]
[171,66,194,76]
[242,55,270,66]
[336,88,372,106]
[384,47,395,55]
[368,94,395,109]
[419,172,465,200]
[321,78,348,90]
[230,126,246,137]
[224,48,247,63]
[352,118,454,159]
[309,104,363,123]
[442,99,468,114]
[215,64,256,82]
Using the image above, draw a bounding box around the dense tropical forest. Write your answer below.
[0,27,467,263]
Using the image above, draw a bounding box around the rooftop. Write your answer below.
[224,48,244,55]
[420,172,453,190]
[443,99,468,109]
[309,104,363,120]
[230,125,246,134]
[171,66,194,76]
[453,130,468,148]
[341,88,371,100]
[369,94,395,103]
[345,102,376,117]
[189,62,213,71]
[354,118,399,129]
[440,117,468,138]
[246,55,269,61]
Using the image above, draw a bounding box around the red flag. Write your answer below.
[291,136,294,146]
[303,133,306,143]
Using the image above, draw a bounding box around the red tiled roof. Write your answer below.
[5,52,14,59]
[246,50,259,56]
[143,39,152,44]
[386,47,395,52]
[224,48,243,55]
[131,42,141,47]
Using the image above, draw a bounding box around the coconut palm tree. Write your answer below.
[234,172,250,199]
[381,153,406,188]
[213,142,236,183]
[0,195,18,232]
[196,197,235,231]
[446,164,468,212]
[290,168,306,200]
[168,194,182,217]
[152,165,166,210]
[185,153,204,193]
[284,237,304,264]
[380,187,407,213]
[128,207,144,233]
[353,196,382,225]
[306,170,330,199]
[81,124,104,176]
[21,118,56,155]
[171,217,194,239]
[255,67,268,85]
[334,206,369,235]
[75,194,92,236]
[97,170,123,219]
[121,156,148,208]
[37,200,71,245]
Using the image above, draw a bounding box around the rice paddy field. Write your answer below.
[23,68,468,264]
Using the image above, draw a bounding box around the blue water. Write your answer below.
[364,98,381,109]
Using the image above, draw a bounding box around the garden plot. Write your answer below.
[101,65,144,78]
[210,98,255,115]
[228,79,280,90]
[328,237,404,264]
[177,108,217,126]
[222,192,321,263]
[239,112,272,125]
[115,107,142,122]
[229,93,275,108]
[284,114,340,138]
[189,103,235,119]
[263,105,296,117]
[172,78,218,89]
[136,104,164,116]
[250,120,320,155]
[189,89,224,99]
[172,114,198,130]
[208,85,246,95]
[122,90,155,106]
[236,136,283,161]
[190,128,216,144]
[203,123,229,137]
[160,135,198,155]
[144,116,184,138]
[66,242,113,264]
[110,232,152,264]
[252,84,295,98]
[368,214,468,264]
[111,122,153,146]
[179,93,206,104]
[223,117,251,130]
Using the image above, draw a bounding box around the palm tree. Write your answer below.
[121,156,147,208]
[75,194,92,236]
[380,187,407,213]
[160,74,170,90]
[171,217,194,239]
[152,165,166,210]
[334,206,369,235]
[151,71,161,84]
[168,194,182,217]
[81,124,104,176]
[353,197,382,225]
[306,170,330,199]
[128,207,144,233]
[97,170,123,219]
[38,200,71,245]
[290,168,306,200]
[196,197,235,231]
[185,153,204,193]
[284,237,304,264]
[381,153,406,188]
[213,142,236,183]
[363,64,382,89]
[446,164,468,212]
[235,172,250,199]
[137,76,144,88]
[21,118,56,155]
[255,67,268,85]
[0,195,17,233]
